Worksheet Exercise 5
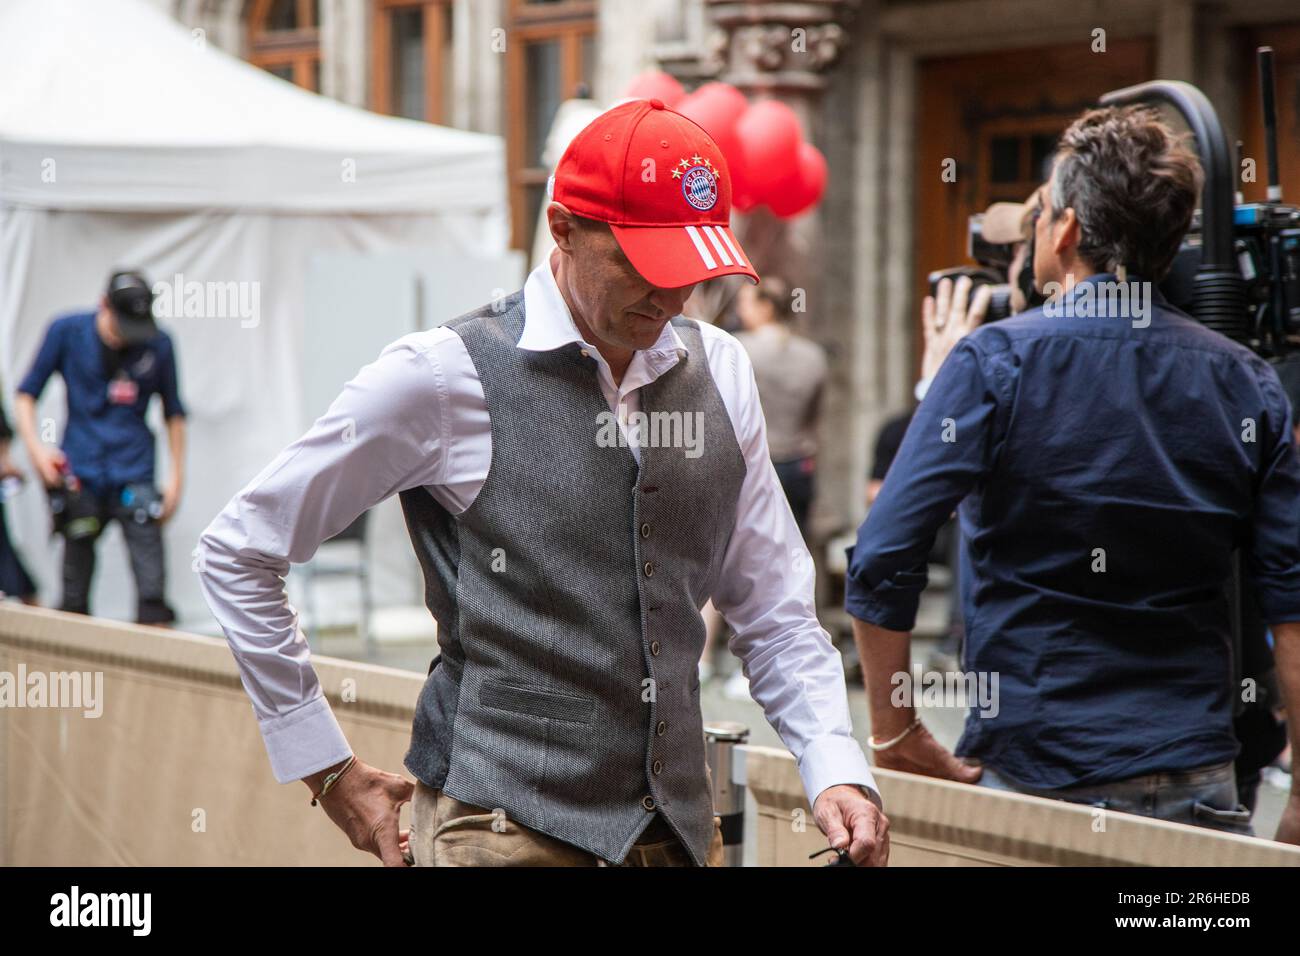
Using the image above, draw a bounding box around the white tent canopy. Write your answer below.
[0,0,512,625]
[0,0,502,212]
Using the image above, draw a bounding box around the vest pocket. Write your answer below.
[479,678,595,724]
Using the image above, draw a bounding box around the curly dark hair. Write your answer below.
[1049,105,1203,280]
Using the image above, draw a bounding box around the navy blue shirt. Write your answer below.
[17,311,186,492]
[846,274,1300,790]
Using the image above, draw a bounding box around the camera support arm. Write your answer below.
[1099,80,1249,342]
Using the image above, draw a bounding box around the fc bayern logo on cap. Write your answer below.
[681,165,718,212]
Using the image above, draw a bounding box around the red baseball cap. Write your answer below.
[551,98,759,288]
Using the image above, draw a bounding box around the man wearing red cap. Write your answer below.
[198,99,886,867]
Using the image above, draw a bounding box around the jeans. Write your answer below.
[980,760,1254,836]
[59,483,174,624]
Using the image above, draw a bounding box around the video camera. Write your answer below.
[926,215,1018,322]
[928,196,1038,324]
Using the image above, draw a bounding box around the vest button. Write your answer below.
[642,795,656,811]
[650,640,661,656]
[579,348,590,358]
[643,561,654,577]
[652,760,663,775]
[640,522,651,538]
[656,720,667,736]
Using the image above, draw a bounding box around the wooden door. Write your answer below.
[914,38,1155,361]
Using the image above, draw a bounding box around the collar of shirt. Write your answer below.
[1060,271,1169,311]
[517,257,688,407]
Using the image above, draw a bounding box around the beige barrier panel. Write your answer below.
[742,744,1300,866]
[8,605,1299,867]
[0,606,425,866]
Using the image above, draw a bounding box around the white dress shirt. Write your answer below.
[197,255,879,809]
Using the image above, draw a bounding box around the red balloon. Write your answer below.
[769,142,829,218]
[622,70,686,107]
[735,100,803,210]
[674,83,751,212]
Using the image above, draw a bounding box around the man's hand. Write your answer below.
[307,759,415,867]
[920,275,992,382]
[872,721,983,785]
[812,784,889,866]
[30,446,66,488]
[1276,791,1300,846]
[159,471,182,523]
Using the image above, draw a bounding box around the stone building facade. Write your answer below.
[156,0,1300,542]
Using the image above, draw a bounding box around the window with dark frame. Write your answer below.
[371,0,455,125]
[248,0,322,92]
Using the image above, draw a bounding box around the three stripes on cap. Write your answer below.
[684,225,747,271]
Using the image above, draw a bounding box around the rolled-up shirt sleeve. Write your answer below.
[710,339,880,809]
[196,335,451,783]
[846,338,1006,631]
[1248,369,1300,624]
[158,335,187,419]
[17,319,64,400]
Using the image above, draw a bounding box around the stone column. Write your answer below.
[321,0,369,108]
[452,0,505,135]
[704,0,860,543]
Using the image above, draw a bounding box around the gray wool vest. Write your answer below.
[399,291,747,865]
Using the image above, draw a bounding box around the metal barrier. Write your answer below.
[704,720,749,867]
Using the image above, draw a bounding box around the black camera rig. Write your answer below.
[1104,47,1300,360]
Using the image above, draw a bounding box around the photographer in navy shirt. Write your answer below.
[846,106,1300,842]
[13,271,187,624]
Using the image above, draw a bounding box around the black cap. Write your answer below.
[106,270,158,346]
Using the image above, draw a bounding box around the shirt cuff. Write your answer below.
[798,733,883,810]
[1256,579,1300,626]
[844,587,922,633]
[258,695,353,784]
[844,554,928,631]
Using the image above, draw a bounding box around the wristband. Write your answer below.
[310,755,357,806]
[868,716,922,752]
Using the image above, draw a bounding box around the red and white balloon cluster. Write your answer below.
[624,71,828,220]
